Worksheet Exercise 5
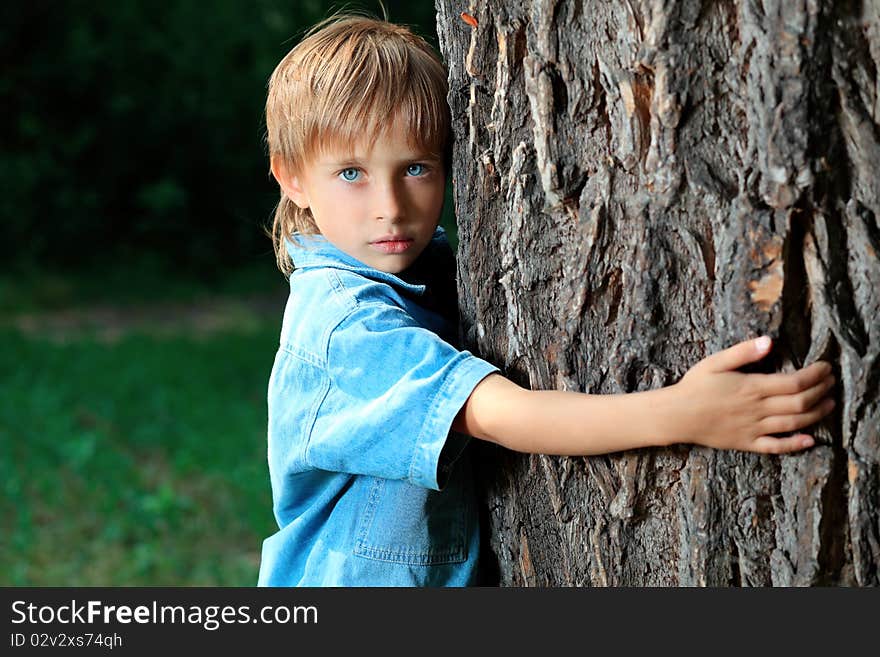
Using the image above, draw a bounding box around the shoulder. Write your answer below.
[290,266,406,311]
[297,267,411,315]
[281,267,415,357]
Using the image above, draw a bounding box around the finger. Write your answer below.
[701,336,773,373]
[761,375,835,416]
[751,434,815,455]
[754,361,832,396]
[758,397,836,434]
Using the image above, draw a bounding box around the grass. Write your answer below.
[0,304,281,585]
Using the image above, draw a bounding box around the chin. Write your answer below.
[376,261,409,274]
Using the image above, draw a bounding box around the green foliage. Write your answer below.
[0,1,442,274]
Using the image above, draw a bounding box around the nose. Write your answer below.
[373,179,405,223]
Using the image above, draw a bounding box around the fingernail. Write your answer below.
[756,336,771,352]
[802,437,814,448]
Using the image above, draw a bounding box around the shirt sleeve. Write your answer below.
[305,300,499,490]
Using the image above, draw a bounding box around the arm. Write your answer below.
[452,336,836,455]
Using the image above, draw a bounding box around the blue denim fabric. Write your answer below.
[257,228,499,586]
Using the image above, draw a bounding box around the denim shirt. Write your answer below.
[257,227,499,586]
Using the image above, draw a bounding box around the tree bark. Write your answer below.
[435,0,879,586]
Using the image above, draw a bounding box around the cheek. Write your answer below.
[415,181,445,210]
[314,187,356,214]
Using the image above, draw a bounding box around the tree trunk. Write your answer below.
[435,0,879,586]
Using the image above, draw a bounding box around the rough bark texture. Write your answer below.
[435,0,879,586]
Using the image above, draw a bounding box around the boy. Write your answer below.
[258,14,835,586]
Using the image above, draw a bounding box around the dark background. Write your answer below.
[1,0,444,280]
[1,1,443,586]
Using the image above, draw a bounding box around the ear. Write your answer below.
[270,156,309,209]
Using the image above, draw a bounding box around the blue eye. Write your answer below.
[339,168,360,182]
[406,163,425,176]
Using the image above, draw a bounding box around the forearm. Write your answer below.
[453,374,680,455]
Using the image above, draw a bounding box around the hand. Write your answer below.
[671,336,836,454]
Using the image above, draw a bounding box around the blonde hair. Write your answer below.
[265,13,451,276]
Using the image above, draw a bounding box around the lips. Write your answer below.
[370,235,414,254]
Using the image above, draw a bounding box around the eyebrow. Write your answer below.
[323,158,363,167]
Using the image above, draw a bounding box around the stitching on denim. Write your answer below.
[406,354,461,485]
[283,269,353,368]
[354,546,467,565]
[302,382,332,470]
[408,355,493,486]
[301,358,333,471]
[325,270,358,310]
[270,348,327,470]
[353,478,469,565]
[354,536,467,565]
[352,477,469,565]
[354,477,384,547]
[279,342,323,368]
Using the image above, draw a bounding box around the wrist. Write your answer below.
[652,383,690,447]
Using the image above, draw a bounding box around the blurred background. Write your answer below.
[1,1,447,585]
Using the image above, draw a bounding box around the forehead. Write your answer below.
[312,124,435,164]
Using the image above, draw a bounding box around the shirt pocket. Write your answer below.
[354,470,469,566]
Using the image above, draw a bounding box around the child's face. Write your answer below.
[277,122,446,274]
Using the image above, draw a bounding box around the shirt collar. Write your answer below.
[285,227,451,297]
